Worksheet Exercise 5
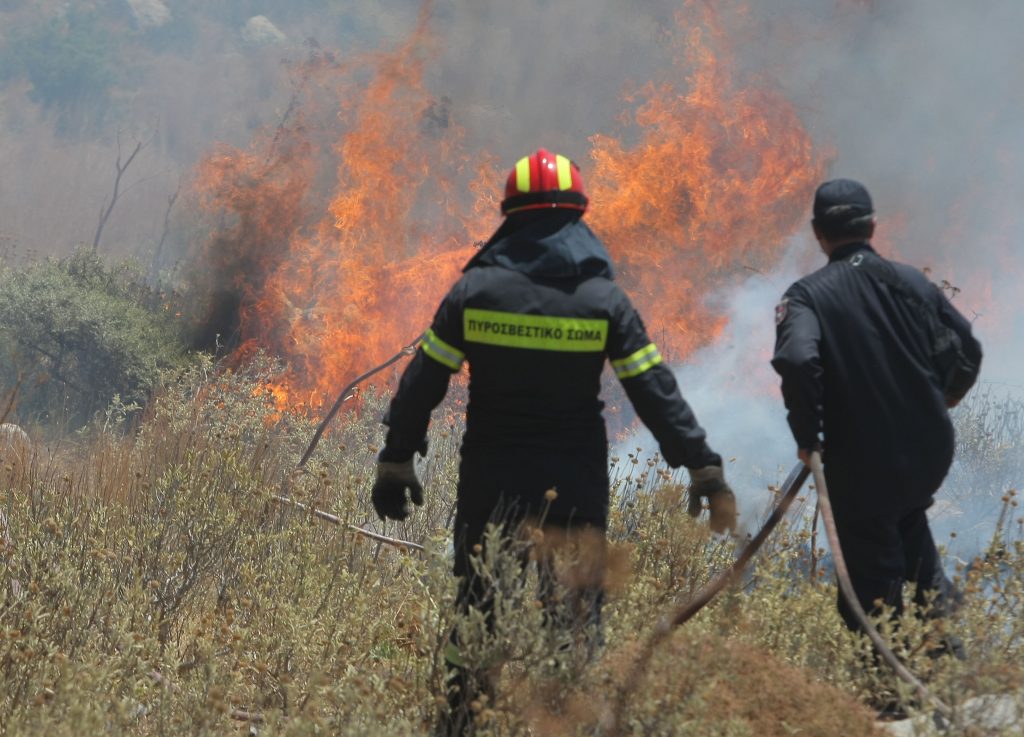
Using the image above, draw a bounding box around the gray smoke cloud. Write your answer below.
[613,0,1024,556]
[742,0,1023,384]
[1,1,1019,550]
[426,0,682,161]
[665,239,808,531]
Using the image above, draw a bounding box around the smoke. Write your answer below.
[617,237,807,533]
[669,241,808,484]
[425,0,682,160]
[610,0,1024,554]
[2,1,1020,547]
[736,0,1024,383]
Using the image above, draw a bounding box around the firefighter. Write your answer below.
[772,179,982,649]
[370,149,734,735]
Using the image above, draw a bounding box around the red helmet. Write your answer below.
[500,148,588,216]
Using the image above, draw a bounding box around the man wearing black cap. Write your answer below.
[771,179,982,646]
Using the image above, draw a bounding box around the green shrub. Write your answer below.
[0,9,119,132]
[0,249,191,427]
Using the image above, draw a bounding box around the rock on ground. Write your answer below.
[1,422,32,482]
[878,692,1023,736]
[241,16,287,46]
[0,423,30,457]
[126,0,171,29]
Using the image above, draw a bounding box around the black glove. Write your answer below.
[687,465,737,533]
[371,459,424,521]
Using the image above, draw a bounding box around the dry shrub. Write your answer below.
[562,632,883,737]
[0,368,1020,735]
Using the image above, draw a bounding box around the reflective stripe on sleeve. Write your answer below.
[611,343,663,379]
[421,329,465,371]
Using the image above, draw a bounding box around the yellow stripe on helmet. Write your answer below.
[555,155,573,190]
[515,156,532,193]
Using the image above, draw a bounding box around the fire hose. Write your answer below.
[276,334,424,552]
[298,333,424,467]
[609,453,952,734]
[809,450,953,721]
[271,494,424,552]
[607,461,810,734]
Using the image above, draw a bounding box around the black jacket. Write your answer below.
[381,211,720,478]
[772,242,982,499]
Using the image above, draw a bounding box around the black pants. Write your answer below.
[440,505,606,737]
[437,449,609,736]
[832,505,960,634]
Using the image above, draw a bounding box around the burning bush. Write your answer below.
[182,2,822,412]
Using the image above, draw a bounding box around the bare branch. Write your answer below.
[272,495,424,552]
[92,134,146,253]
[119,169,171,200]
[299,334,422,467]
[150,181,181,279]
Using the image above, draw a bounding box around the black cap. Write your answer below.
[813,179,874,224]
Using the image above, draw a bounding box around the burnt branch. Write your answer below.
[150,181,181,279]
[92,131,150,253]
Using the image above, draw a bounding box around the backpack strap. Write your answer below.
[847,252,968,393]
[848,252,932,314]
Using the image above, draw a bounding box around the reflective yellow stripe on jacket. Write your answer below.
[421,329,465,371]
[611,343,663,379]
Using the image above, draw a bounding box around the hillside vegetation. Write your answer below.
[0,354,1022,736]
[0,0,411,258]
[0,3,1020,733]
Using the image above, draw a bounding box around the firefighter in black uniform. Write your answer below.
[772,178,982,644]
[370,149,734,735]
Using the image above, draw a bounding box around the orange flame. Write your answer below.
[190,4,822,411]
[590,11,822,360]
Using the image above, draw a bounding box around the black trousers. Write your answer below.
[442,474,606,732]
[832,505,960,633]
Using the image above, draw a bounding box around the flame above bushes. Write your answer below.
[190,4,822,409]
[590,14,821,360]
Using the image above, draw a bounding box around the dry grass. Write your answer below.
[0,361,1021,735]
